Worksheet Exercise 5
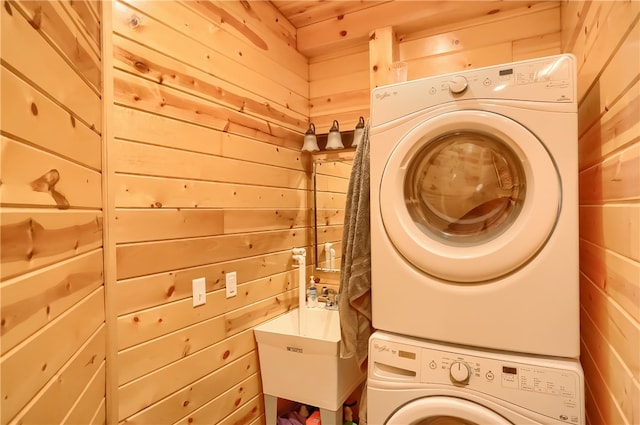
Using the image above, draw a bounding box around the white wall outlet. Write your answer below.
[192,277,206,307]
[225,271,237,298]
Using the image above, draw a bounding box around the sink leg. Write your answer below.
[319,406,343,425]
[264,394,278,425]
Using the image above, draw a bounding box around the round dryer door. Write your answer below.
[380,110,560,282]
[386,396,514,424]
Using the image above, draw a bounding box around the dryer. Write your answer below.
[368,331,585,425]
[370,55,579,357]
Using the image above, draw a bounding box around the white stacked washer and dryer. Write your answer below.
[367,54,584,424]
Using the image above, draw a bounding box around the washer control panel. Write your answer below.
[371,54,577,126]
[370,336,584,425]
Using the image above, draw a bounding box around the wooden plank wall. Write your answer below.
[561,2,640,425]
[107,0,309,423]
[308,2,562,130]
[0,0,106,424]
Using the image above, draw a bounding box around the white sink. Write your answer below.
[254,307,366,413]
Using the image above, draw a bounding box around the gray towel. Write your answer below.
[339,121,373,368]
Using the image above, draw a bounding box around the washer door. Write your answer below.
[380,110,560,282]
[386,396,514,425]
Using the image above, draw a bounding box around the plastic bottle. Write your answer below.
[307,276,318,308]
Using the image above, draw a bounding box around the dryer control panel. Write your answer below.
[371,54,577,126]
[370,335,584,425]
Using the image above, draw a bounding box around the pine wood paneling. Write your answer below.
[112,1,308,121]
[580,205,640,262]
[112,139,306,190]
[174,374,262,425]
[63,362,107,425]
[113,106,305,172]
[117,0,307,98]
[1,248,103,354]
[117,308,262,385]
[573,1,640,101]
[115,250,295,315]
[123,352,260,424]
[1,1,102,131]
[11,326,106,424]
[297,1,546,57]
[0,2,105,423]
[112,35,307,132]
[0,137,103,209]
[185,1,304,74]
[579,238,640,323]
[1,288,105,423]
[579,81,640,171]
[116,228,308,280]
[117,327,268,420]
[108,1,310,422]
[564,1,640,424]
[579,144,640,205]
[116,283,296,350]
[14,0,101,91]
[113,174,307,209]
[1,68,101,170]
[0,211,103,280]
[113,69,301,149]
[399,4,559,61]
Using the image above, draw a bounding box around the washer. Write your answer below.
[367,331,585,425]
[369,54,579,357]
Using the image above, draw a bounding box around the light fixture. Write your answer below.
[352,116,365,148]
[302,122,319,152]
[325,120,344,150]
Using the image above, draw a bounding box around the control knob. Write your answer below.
[448,76,468,94]
[449,361,471,384]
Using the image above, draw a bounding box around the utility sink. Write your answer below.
[254,307,366,424]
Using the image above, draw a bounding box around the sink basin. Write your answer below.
[254,307,366,413]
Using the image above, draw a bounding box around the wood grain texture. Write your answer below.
[566,1,640,424]
[112,35,307,132]
[14,0,101,91]
[107,2,312,422]
[113,106,305,172]
[115,250,295,315]
[113,174,307,209]
[1,248,104,354]
[123,351,259,424]
[579,144,640,205]
[1,67,102,170]
[112,139,306,190]
[0,136,103,210]
[0,2,106,423]
[1,288,105,423]
[113,69,302,150]
[297,1,549,57]
[117,0,307,98]
[112,1,308,120]
[1,1,102,131]
[11,326,106,425]
[185,1,304,71]
[116,229,308,280]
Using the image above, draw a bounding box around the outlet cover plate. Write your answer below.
[192,278,206,307]
[226,272,237,298]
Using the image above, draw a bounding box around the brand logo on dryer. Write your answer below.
[374,91,398,101]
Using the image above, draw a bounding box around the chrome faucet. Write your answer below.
[324,289,338,310]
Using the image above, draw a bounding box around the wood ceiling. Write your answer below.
[270,1,556,57]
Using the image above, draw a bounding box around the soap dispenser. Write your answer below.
[307,276,318,308]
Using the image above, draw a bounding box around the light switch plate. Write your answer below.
[192,277,206,307]
[226,272,237,298]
